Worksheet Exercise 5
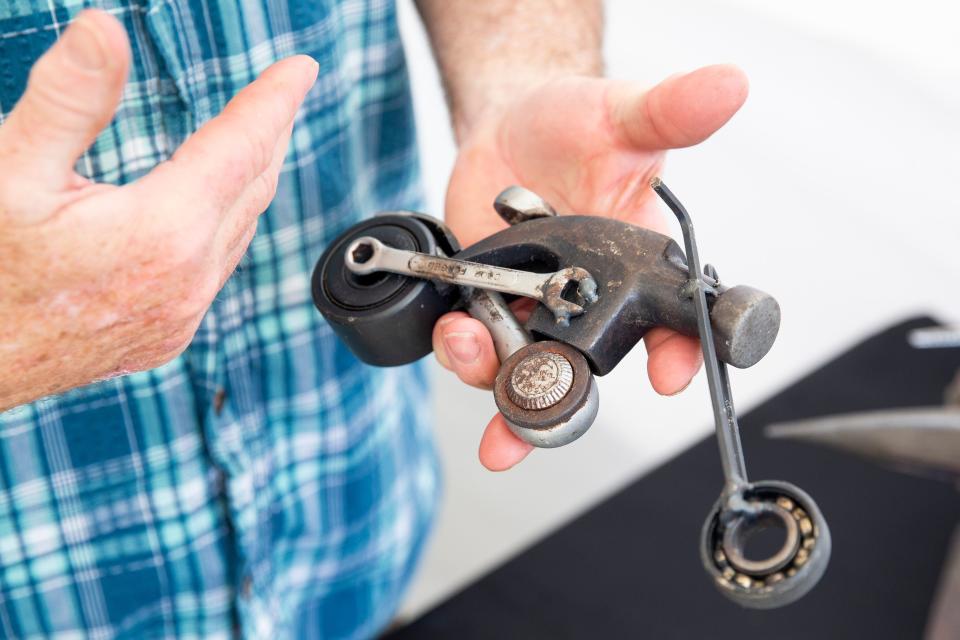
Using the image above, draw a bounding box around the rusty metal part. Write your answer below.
[494,185,558,225]
[344,235,599,326]
[494,341,598,448]
[455,210,779,375]
[653,177,830,608]
[321,185,780,374]
[467,287,598,447]
[702,481,831,609]
[721,499,800,576]
[486,185,596,438]
[506,350,574,410]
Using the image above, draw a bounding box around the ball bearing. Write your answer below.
[700,481,831,609]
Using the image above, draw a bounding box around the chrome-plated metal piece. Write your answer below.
[494,340,600,448]
[465,289,532,362]
[506,351,574,410]
[345,235,599,326]
[504,377,599,448]
[494,185,558,225]
[652,177,830,608]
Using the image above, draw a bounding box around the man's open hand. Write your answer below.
[432,66,749,471]
[0,10,318,410]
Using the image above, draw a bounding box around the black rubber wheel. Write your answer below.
[311,213,461,366]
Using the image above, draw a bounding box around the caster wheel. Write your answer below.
[493,341,599,448]
[312,213,460,366]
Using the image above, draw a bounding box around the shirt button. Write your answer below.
[213,388,227,416]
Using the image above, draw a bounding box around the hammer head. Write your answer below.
[456,215,780,375]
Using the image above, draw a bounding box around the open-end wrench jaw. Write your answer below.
[537,266,600,327]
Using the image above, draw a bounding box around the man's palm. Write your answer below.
[0,10,317,409]
[434,65,750,470]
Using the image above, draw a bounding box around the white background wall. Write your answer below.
[395,0,960,619]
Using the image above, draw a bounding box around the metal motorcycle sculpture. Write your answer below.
[311,178,831,608]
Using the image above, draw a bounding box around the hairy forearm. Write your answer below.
[415,0,603,141]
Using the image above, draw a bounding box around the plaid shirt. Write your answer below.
[0,1,439,638]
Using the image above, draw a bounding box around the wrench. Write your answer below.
[652,177,830,609]
[344,235,599,326]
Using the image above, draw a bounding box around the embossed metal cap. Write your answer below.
[506,351,574,410]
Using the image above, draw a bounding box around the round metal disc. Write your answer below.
[494,341,598,448]
[506,351,574,410]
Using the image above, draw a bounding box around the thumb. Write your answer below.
[1,9,130,188]
[609,64,749,151]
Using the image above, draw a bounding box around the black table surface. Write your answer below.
[389,317,960,639]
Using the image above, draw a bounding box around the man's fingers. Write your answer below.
[432,313,500,389]
[0,9,130,189]
[215,118,292,285]
[155,55,317,209]
[219,221,259,289]
[608,64,749,151]
[217,120,294,260]
[644,327,703,395]
[478,413,535,471]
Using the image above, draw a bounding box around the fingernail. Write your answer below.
[62,15,107,70]
[443,331,480,365]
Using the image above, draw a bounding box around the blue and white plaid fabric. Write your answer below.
[0,1,440,638]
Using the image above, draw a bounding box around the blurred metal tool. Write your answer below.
[909,326,960,350]
[767,405,960,482]
[766,325,960,639]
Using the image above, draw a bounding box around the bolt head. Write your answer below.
[506,351,574,410]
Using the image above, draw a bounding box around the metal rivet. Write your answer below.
[506,351,574,410]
